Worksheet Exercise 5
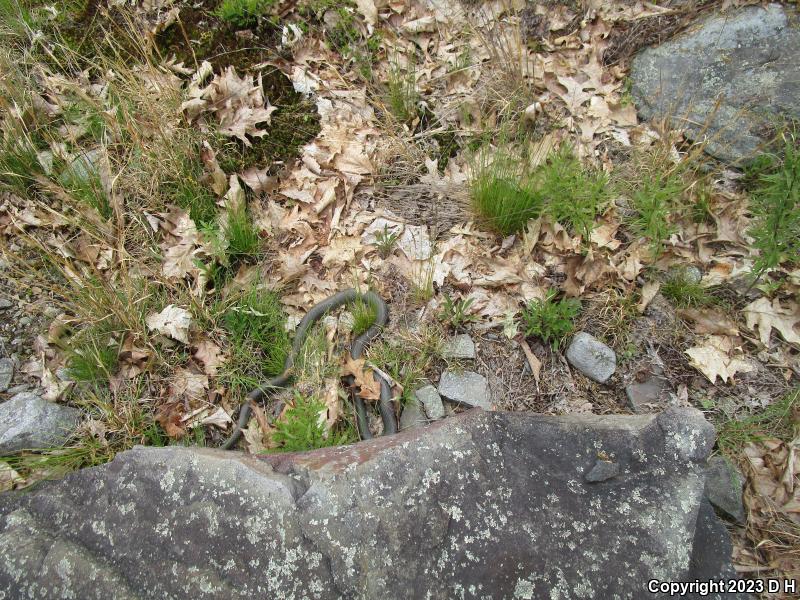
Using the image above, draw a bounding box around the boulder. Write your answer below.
[438,370,491,409]
[631,4,800,164]
[0,408,741,599]
[566,332,617,383]
[0,392,81,453]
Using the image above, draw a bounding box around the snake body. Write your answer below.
[221,289,397,450]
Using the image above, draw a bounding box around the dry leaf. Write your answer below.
[146,305,192,343]
[193,339,225,376]
[637,281,660,313]
[744,297,800,346]
[685,336,754,383]
[342,356,382,401]
[519,338,542,384]
[677,308,739,336]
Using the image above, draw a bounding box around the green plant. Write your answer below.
[214,0,276,28]
[271,391,357,452]
[532,145,610,241]
[439,294,476,331]
[219,286,290,394]
[351,296,377,336]
[223,202,260,261]
[716,389,799,456]
[411,258,435,303]
[661,268,714,308]
[386,58,419,123]
[747,130,800,282]
[622,160,686,256]
[66,322,121,384]
[60,165,112,220]
[470,147,541,235]
[374,225,400,258]
[521,291,581,350]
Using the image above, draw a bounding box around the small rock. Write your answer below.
[625,373,670,414]
[566,332,617,383]
[18,317,31,327]
[441,334,476,360]
[415,385,445,420]
[0,392,81,453]
[43,306,60,319]
[399,399,427,431]
[585,460,620,483]
[0,298,12,310]
[438,370,491,410]
[705,456,746,525]
[0,358,14,393]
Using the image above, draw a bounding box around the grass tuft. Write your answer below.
[214,0,276,28]
[521,291,581,351]
[661,268,714,308]
[271,392,357,452]
[223,202,261,261]
[716,389,799,456]
[351,296,377,336]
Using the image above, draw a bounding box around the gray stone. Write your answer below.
[705,456,746,525]
[414,384,445,420]
[0,392,81,453]
[0,359,13,393]
[566,332,617,383]
[0,299,11,310]
[59,148,101,184]
[0,408,737,598]
[585,459,620,482]
[626,373,670,413]
[441,334,475,360]
[631,4,800,164]
[399,398,427,430]
[438,370,491,409]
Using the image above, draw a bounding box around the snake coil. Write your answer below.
[221,289,397,450]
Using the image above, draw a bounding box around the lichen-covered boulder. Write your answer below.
[631,3,800,164]
[0,408,741,599]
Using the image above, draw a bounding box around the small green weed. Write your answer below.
[219,286,290,395]
[386,59,419,123]
[66,323,121,385]
[367,324,443,400]
[374,225,400,258]
[271,392,357,452]
[521,291,581,351]
[351,296,377,336]
[439,295,476,331]
[716,389,799,456]
[223,202,261,261]
[747,130,800,281]
[214,0,276,28]
[61,166,112,220]
[661,268,714,308]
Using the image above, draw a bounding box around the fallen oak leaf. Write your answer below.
[677,308,739,336]
[342,356,382,401]
[193,339,225,377]
[743,297,800,347]
[637,281,660,313]
[146,305,192,344]
[685,335,754,384]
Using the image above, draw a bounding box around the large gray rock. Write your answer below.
[438,370,491,409]
[0,392,81,453]
[631,4,800,164]
[0,408,741,599]
[0,358,13,393]
[566,332,617,383]
[705,455,746,525]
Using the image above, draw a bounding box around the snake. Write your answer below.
[220,289,397,450]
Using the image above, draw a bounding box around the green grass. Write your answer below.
[386,59,419,123]
[0,135,44,194]
[661,268,715,308]
[219,286,291,395]
[66,322,121,385]
[271,391,357,452]
[60,165,112,220]
[351,296,377,336]
[374,224,400,258]
[621,161,686,256]
[716,388,799,456]
[521,291,581,351]
[439,295,476,332]
[747,130,800,280]
[214,0,276,28]
[471,144,609,237]
[223,202,261,261]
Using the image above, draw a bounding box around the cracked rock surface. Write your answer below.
[0,408,741,599]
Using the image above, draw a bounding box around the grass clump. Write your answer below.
[219,286,290,395]
[521,291,581,351]
[661,268,715,308]
[367,324,443,401]
[747,130,800,281]
[223,202,261,262]
[214,0,276,28]
[386,59,419,123]
[439,295,476,332]
[374,224,400,258]
[271,392,357,452]
[471,143,609,237]
[66,323,121,385]
[716,388,799,456]
[351,297,377,336]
